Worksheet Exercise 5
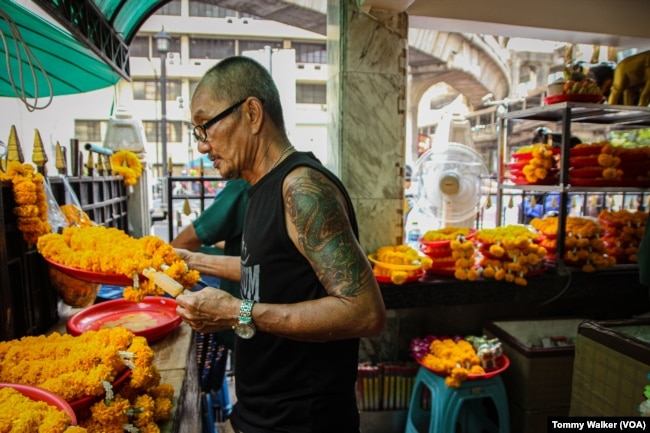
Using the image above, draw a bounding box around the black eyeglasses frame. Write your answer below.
[192,98,248,142]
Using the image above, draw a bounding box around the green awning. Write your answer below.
[0,0,122,98]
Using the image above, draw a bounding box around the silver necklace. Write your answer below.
[267,145,294,174]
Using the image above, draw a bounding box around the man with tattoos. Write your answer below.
[174,56,386,433]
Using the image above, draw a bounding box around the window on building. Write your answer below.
[142,120,183,143]
[156,0,181,15]
[133,80,182,101]
[75,120,104,142]
[190,38,235,59]
[296,83,326,104]
[239,40,283,54]
[130,36,149,58]
[189,2,237,18]
[294,42,327,64]
[168,36,182,55]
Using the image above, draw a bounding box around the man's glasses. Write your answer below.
[192,98,247,142]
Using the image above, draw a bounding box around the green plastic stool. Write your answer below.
[404,366,510,433]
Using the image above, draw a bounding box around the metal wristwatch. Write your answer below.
[233,299,256,339]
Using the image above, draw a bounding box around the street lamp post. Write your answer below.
[154,27,171,177]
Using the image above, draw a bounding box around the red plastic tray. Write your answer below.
[569,156,599,167]
[509,175,558,186]
[44,258,135,286]
[511,152,533,161]
[420,246,453,258]
[67,297,182,343]
[426,266,456,276]
[416,354,510,380]
[0,383,77,425]
[419,229,476,249]
[375,269,424,284]
[569,167,603,178]
[544,94,604,104]
[570,145,604,157]
[428,258,457,268]
[506,161,527,170]
[511,147,560,161]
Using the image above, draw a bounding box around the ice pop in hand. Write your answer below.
[142,268,184,297]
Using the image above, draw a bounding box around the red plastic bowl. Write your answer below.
[416,354,510,380]
[67,297,182,343]
[0,383,77,425]
[375,269,425,284]
[44,258,135,286]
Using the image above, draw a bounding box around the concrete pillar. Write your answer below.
[327,0,409,252]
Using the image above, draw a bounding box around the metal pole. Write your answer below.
[160,52,168,177]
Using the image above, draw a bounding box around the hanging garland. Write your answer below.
[0,161,51,244]
[110,150,143,186]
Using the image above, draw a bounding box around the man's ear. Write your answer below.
[246,98,264,134]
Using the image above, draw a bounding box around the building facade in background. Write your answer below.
[74,0,329,175]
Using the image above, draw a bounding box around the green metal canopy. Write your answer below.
[0,0,169,99]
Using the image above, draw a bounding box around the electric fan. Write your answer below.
[412,142,491,227]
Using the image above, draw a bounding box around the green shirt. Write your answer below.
[192,178,250,352]
[192,178,250,296]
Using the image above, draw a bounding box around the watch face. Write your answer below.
[234,322,256,339]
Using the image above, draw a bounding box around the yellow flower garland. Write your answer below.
[0,327,173,432]
[520,143,556,183]
[474,225,546,285]
[450,238,478,281]
[111,150,143,186]
[419,339,484,388]
[0,161,51,244]
[422,227,473,242]
[37,225,199,300]
[529,216,614,272]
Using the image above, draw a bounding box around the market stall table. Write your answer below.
[49,306,201,433]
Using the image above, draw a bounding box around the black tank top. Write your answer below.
[230,151,361,433]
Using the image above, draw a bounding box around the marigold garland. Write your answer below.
[474,225,546,285]
[519,143,557,183]
[0,161,51,244]
[422,227,473,242]
[410,337,485,388]
[37,225,199,300]
[111,150,143,186]
[450,237,478,281]
[0,328,174,432]
[598,209,648,264]
[529,216,615,272]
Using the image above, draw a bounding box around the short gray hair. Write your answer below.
[197,56,286,135]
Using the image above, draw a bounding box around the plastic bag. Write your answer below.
[60,176,96,227]
[43,177,67,234]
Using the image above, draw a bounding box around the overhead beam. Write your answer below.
[33,0,130,80]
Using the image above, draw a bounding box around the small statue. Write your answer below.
[607,51,650,106]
